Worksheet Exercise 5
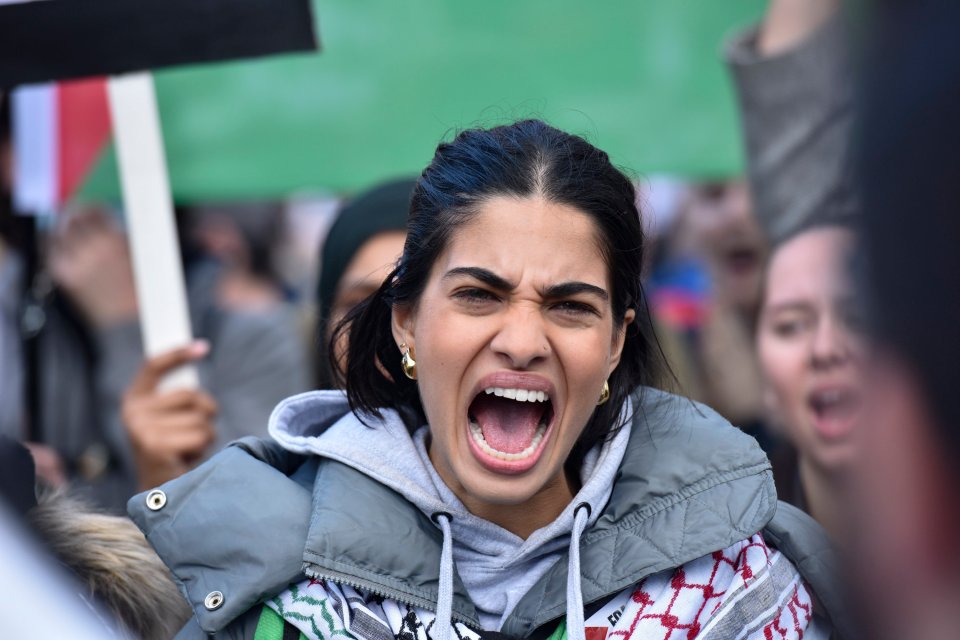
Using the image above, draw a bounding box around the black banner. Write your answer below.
[0,0,318,88]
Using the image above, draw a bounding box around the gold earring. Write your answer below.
[597,380,610,405]
[400,343,417,380]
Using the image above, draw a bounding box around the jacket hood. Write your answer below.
[129,388,776,637]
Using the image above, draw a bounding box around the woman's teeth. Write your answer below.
[469,419,547,461]
[483,387,548,403]
[809,389,859,414]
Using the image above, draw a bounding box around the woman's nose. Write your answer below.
[810,316,850,368]
[489,306,550,369]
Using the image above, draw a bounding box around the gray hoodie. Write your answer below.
[268,391,630,629]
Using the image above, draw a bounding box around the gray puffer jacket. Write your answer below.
[129,389,853,639]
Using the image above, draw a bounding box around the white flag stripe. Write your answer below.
[11,83,57,215]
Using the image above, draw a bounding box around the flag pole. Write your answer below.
[106,72,196,391]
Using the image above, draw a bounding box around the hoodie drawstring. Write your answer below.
[432,504,590,640]
[566,502,591,640]
[432,512,454,640]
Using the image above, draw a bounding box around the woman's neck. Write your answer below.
[460,472,577,539]
[798,455,850,544]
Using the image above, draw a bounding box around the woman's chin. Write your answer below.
[800,428,858,473]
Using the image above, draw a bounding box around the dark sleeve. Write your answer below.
[37,308,139,512]
[205,304,310,448]
[725,15,859,244]
[763,501,857,640]
[93,320,144,478]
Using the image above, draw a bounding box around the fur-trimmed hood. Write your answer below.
[30,491,190,640]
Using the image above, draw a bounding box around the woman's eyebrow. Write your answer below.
[542,281,609,302]
[764,300,814,314]
[443,267,609,302]
[443,266,515,291]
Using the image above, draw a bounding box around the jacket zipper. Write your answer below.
[302,564,480,629]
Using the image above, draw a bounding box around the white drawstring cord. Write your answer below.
[566,503,591,640]
[432,512,454,640]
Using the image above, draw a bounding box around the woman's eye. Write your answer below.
[452,288,499,304]
[771,319,806,337]
[551,300,598,316]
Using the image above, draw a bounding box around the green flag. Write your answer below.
[82,0,763,200]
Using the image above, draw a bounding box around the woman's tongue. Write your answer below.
[470,395,543,454]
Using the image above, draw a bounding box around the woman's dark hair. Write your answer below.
[335,119,666,460]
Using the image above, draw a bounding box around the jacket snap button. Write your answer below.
[204,591,224,611]
[146,489,167,511]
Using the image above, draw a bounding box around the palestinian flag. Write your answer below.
[11,77,111,214]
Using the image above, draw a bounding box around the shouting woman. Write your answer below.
[131,120,845,639]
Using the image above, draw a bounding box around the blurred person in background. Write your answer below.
[186,200,294,313]
[314,177,413,387]
[757,225,862,541]
[117,201,310,493]
[648,178,773,446]
[855,0,960,636]
[48,201,309,502]
[0,190,309,508]
[726,0,863,535]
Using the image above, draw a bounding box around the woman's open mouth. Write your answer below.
[723,244,761,277]
[467,386,555,474]
[807,385,862,440]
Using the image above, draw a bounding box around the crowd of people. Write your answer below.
[1,0,959,638]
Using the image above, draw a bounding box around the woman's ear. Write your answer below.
[391,304,416,351]
[608,309,636,375]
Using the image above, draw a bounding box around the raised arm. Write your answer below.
[726,0,858,243]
